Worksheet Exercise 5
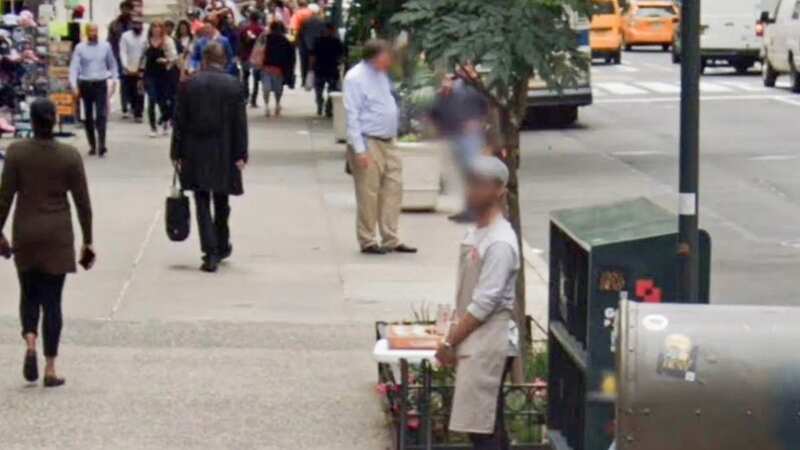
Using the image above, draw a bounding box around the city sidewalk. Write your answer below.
[0,88,547,449]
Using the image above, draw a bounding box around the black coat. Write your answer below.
[171,68,249,196]
[264,32,296,87]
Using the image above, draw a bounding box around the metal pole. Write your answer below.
[678,0,700,302]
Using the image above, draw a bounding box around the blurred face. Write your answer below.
[465,176,505,214]
[152,24,164,38]
[165,22,175,35]
[86,24,99,42]
[371,49,393,73]
[132,21,143,34]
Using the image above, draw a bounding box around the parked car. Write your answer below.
[591,0,624,64]
[761,0,800,90]
[623,1,680,51]
[672,0,763,73]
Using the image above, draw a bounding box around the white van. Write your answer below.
[762,0,800,90]
[698,0,763,73]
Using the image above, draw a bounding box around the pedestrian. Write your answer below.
[343,40,416,255]
[260,21,294,117]
[290,0,314,85]
[69,23,118,158]
[189,21,236,76]
[175,19,194,55]
[271,0,293,31]
[431,74,490,223]
[142,20,178,138]
[239,10,265,108]
[0,98,95,388]
[311,21,344,117]
[217,11,241,77]
[252,0,269,25]
[107,0,135,118]
[164,19,176,38]
[434,156,519,450]
[171,42,248,273]
[119,19,147,124]
[299,3,324,88]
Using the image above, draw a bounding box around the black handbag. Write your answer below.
[165,171,191,242]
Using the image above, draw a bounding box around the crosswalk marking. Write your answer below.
[592,80,775,97]
[699,81,734,93]
[595,82,649,95]
[715,81,768,92]
[636,81,681,94]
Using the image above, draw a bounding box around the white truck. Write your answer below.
[673,0,764,73]
[526,12,593,127]
[761,0,800,90]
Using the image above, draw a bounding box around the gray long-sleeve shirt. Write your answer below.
[462,217,521,355]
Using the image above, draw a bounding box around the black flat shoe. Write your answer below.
[23,350,38,382]
[220,245,233,261]
[386,244,418,254]
[88,148,97,156]
[43,376,65,388]
[99,148,108,158]
[361,245,387,255]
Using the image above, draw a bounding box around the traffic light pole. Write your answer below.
[678,0,701,302]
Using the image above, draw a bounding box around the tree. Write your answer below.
[394,0,590,374]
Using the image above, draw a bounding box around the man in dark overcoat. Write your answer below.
[171,42,248,272]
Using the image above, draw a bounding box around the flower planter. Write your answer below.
[330,92,347,143]
[396,141,443,212]
[373,321,548,450]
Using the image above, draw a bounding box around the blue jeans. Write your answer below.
[451,131,485,173]
[261,71,284,106]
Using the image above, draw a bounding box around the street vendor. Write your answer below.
[435,155,520,450]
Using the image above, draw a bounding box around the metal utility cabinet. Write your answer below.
[616,300,800,450]
[546,198,711,450]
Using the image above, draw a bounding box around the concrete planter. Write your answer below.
[396,141,443,212]
[330,92,347,143]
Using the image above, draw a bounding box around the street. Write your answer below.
[520,48,800,306]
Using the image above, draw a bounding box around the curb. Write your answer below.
[522,238,549,284]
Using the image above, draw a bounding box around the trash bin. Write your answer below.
[547,197,711,450]
[615,300,800,450]
[330,92,346,143]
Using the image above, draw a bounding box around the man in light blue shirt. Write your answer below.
[69,23,118,157]
[343,40,416,255]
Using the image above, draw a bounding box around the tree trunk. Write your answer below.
[493,108,528,382]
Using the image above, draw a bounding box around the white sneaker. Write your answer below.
[148,131,158,138]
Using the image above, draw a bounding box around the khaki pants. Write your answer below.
[348,138,403,249]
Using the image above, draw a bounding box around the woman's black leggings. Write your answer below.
[18,270,66,358]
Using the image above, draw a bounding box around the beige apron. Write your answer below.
[449,242,513,434]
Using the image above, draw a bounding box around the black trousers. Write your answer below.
[241,63,260,105]
[121,74,144,119]
[18,270,66,358]
[78,80,109,151]
[314,73,340,116]
[299,45,310,85]
[469,357,514,450]
[145,75,172,131]
[194,191,231,257]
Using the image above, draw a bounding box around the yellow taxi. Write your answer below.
[591,0,624,64]
[622,1,680,51]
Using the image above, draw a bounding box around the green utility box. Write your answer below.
[546,198,711,450]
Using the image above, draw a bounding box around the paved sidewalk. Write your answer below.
[0,88,547,449]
